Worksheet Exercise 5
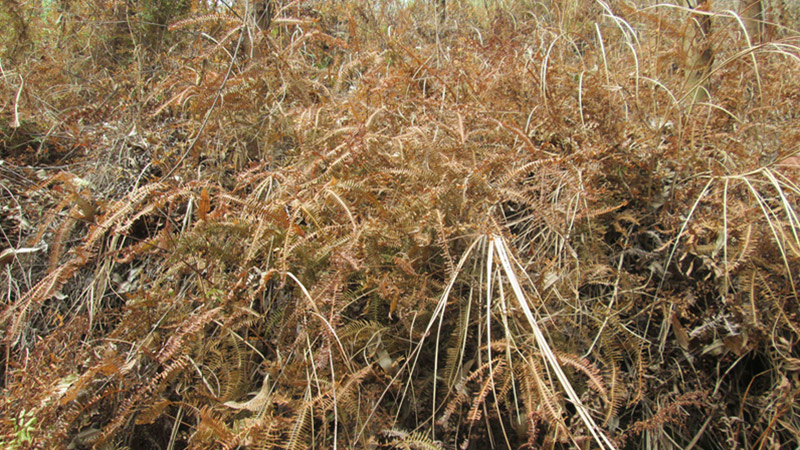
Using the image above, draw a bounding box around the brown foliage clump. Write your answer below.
[1,0,800,449]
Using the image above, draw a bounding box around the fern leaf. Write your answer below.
[283,392,313,450]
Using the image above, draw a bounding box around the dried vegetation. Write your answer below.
[1,0,800,448]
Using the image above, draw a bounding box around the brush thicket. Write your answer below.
[1,0,799,448]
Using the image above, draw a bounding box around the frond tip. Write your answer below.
[380,429,444,450]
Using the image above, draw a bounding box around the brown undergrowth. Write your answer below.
[1,0,799,448]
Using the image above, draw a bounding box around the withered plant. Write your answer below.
[1,0,799,449]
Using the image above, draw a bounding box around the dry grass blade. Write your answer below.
[491,234,616,450]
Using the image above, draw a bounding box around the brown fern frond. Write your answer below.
[315,365,372,414]
[134,398,172,425]
[599,345,624,427]
[115,185,193,235]
[438,378,470,428]
[205,332,251,403]
[525,356,564,425]
[556,352,608,402]
[2,262,76,345]
[251,415,282,450]
[96,356,190,447]
[53,386,118,446]
[382,429,444,450]
[47,214,77,271]
[466,360,506,423]
[434,209,455,276]
[627,391,708,437]
[283,393,314,450]
[168,12,240,31]
[115,228,171,263]
[494,187,542,209]
[632,338,649,406]
[156,307,221,364]
[385,167,440,183]
[194,405,235,446]
[220,413,282,450]
[59,357,124,405]
[729,223,756,274]
[442,305,472,389]
[99,182,168,236]
[493,159,561,188]
[339,319,386,343]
